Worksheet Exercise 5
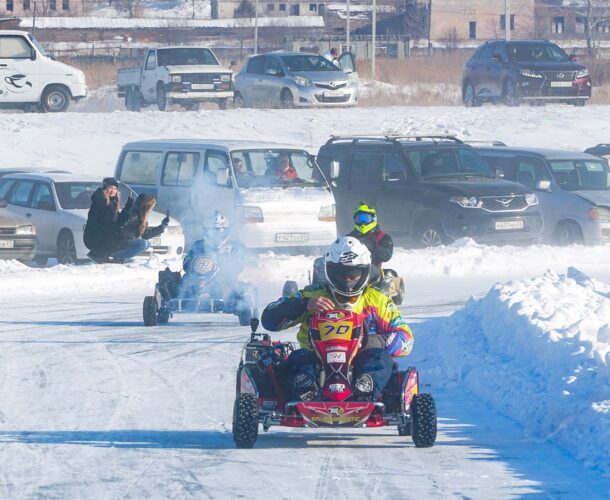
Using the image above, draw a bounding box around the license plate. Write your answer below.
[150,238,162,246]
[550,81,573,87]
[276,233,309,243]
[495,220,524,231]
[323,90,344,97]
[0,240,14,248]
[191,83,214,90]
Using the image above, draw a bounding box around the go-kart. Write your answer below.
[282,256,405,305]
[231,312,437,449]
[142,255,258,326]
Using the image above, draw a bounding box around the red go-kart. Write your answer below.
[232,310,437,448]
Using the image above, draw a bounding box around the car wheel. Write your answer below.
[233,92,245,108]
[573,100,586,107]
[57,231,78,265]
[417,221,446,248]
[463,82,480,107]
[280,88,294,109]
[41,86,70,113]
[504,79,520,107]
[554,221,583,246]
[218,99,228,110]
[157,84,168,111]
[125,88,142,112]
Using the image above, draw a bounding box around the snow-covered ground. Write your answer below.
[2,106,610,496]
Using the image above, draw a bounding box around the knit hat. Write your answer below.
[102,177,119,189]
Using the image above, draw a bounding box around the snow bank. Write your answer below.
[436,268,610,473]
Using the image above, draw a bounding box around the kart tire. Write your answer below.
[232,393,259,448]
[393,278,405,306]
[411,393,437,448]
[282,280,299,297]
[157,307,170,324]
[143,296,159,326]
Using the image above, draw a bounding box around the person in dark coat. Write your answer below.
[83,177,132,262]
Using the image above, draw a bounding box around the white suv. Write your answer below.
[0,172,184,265]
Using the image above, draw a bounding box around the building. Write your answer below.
[0,0,83,17]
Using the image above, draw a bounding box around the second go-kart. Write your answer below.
[232,311,437,449]
[143,255,259,326]
[282,256,405,305]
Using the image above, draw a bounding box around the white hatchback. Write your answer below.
[0,172,185,265]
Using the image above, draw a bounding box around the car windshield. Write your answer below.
[507,43,570,63]
[405,148,493,179]
[157,48,219,66]
[280,55,341,72]
[55,182,136,209]
[229,149,327,188]
[548,160,610,190]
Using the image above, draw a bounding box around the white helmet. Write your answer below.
[324,236,371,304]
[203,211,230,249]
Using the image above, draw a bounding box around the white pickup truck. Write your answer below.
[0,30,87,113]
[116,47,234,111]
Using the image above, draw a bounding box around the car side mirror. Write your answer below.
[30,48,37,61]
[0,199,7,208]
[570,54,578,62]
[537,179,551,191]
[330,160,340,180]
[216,168,230,186]
[230,60,237,68]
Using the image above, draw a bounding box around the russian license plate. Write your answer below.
[323,90,344,97]
[0,240,14,248]
[495,220,524,231]
[191,83,214,90]
[276,233,309,243]
[150,237,162,246]
[550,81,573,87]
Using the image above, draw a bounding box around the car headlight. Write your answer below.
[588,206,610,222]
[236,205,264,223]
[293,76,314,87]
[449,196,482,208]
[221,74,231,82]
[166,225,183,235]
[520,69,543,79]
[171,75,182,83]
[16,225,35,235]
[576,69,589,79]
[525,193,539,206]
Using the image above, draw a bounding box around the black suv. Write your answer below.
[317,135,543,247]
[462,40,591,107]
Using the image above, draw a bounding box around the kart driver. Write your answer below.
[261,236,413,402]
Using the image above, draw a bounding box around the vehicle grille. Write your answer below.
[541,71,576,81]
[0,228,16,235]
[314,82,347,90]
[314,94,351,103]
[182,73,222,84]
[480,195,529,212]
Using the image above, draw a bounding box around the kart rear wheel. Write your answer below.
[157,307,170,324]
[393,278,405,306]
[282,280,299,297]
[238,308,255,327]
[232,393,259,448]
[411,393,437,448]
[143,296,158,326]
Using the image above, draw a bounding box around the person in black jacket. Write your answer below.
[348,203,393,280]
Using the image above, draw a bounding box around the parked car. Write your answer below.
[0,200,37,264]
[234,51,358,108]
[113,139,337,251]
[0,30,87,112]
[317,134,542,247]
[462,39,591,107]
[478,146,610,245]
[116,46,234,111]
[0,172,185,265]
[584,144,610,166]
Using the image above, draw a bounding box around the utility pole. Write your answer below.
[32,1,37,37]
[372,0,376,80]
[254,0,259,54]
[505,0,511,41]
[427,0,432,56]
[346,0,350,52]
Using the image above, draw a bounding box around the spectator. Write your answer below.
[267,153,299,180]
[323,47,340,66]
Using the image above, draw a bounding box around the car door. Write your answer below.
[6,179,36,238]
[157,150,201,216]
[338,52,358,78]
[141,50,158,102]
[375,150,415,240]
[490,43,508,97]
[28,182,58,255]
[261,56,285,105]
[0,34,39,103]
[474,44,496,97]
[238,55,265,105]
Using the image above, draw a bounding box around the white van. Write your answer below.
[114,140,337,250]
[0,30,87,112]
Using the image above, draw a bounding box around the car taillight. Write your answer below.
[318,204,336,222]
[237,206,264,223]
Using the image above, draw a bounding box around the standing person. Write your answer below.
[323,47,340,66]
[261,236,413,402]
[348,203,393,280]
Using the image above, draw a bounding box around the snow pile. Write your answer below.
[436,267,610,473]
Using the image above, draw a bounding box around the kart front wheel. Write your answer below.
[232,393,259,448]
[143,296,158,326]
[282,280,299,297]
[393,278,405,306]
[411,393,437,448]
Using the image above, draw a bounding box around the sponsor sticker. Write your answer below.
[327,351,346,363]
[329,384,346,392]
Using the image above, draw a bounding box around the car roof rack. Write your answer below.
[326,134,463,145]
[465,140,507,147]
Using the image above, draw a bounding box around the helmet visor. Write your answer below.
[326,262,369,296]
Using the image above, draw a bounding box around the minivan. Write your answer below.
[478,147,610,245]
[114,140,337,250]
